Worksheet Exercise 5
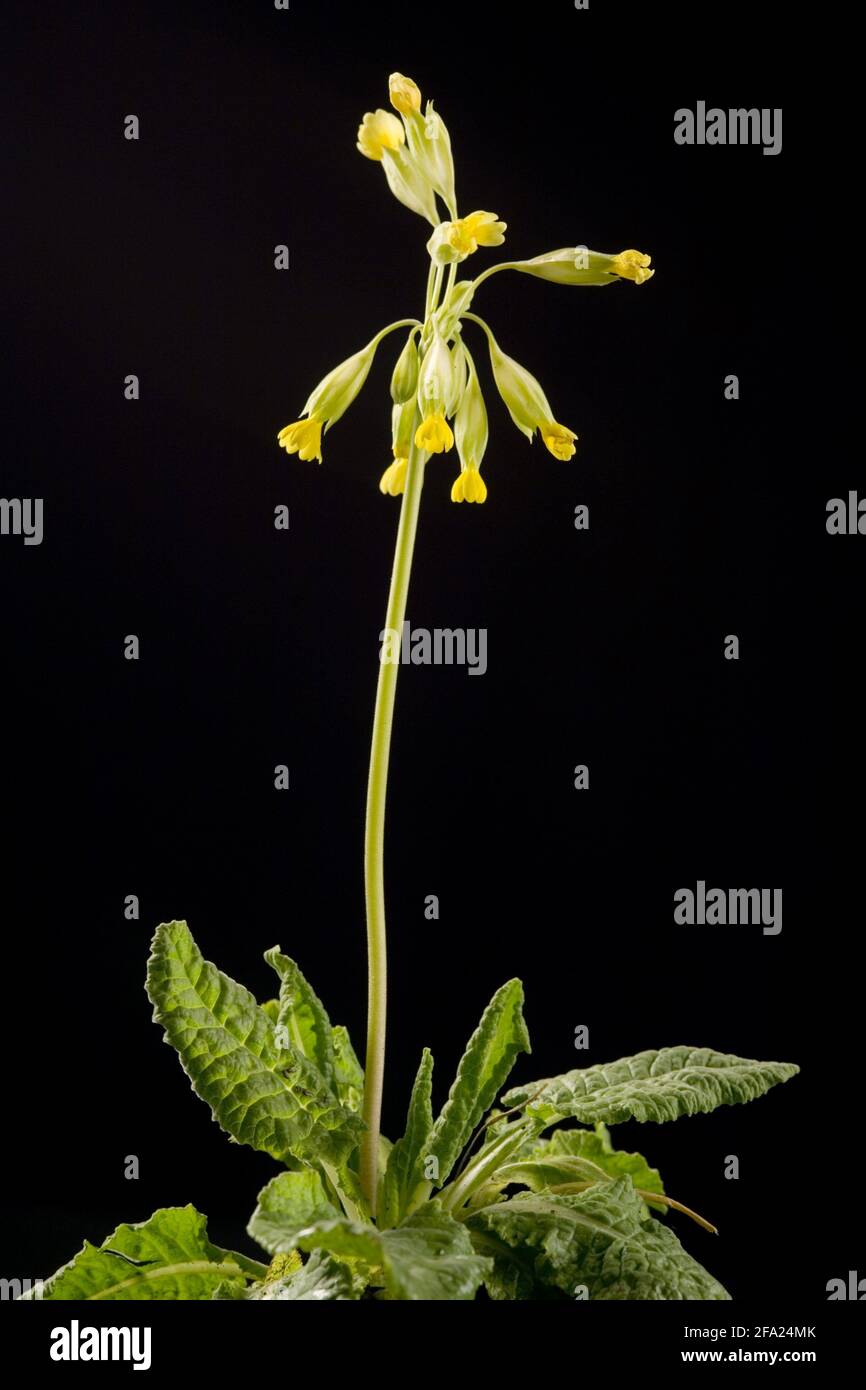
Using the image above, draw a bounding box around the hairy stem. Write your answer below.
[359,426,426,1214]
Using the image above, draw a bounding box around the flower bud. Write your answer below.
[390,330,420,404]
[389,72,422,115]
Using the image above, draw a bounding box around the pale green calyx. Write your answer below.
[454,350,488,471]
[301,336,381,429]
[446,336,468,418]
[484,246,655,287]
[417,329,455,418]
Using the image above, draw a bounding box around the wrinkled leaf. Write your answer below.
[332,1024,364,1113]
[504,1046,798,1126]
[146,921,363,1166]
[264,946,335,1089]
[248,1170,342,1256]
[249,1192,489,1301]
[28,1206,266,1301]
[467,1177,729,1301]
[426,979,530,1186]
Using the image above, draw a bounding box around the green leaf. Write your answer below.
[247,1170,343,1256]
[380,1047,434,1228]
[245,1252,362,1301]
[146,920,363,1166]
[264,946,336,1089]
[332,1024,364,1113]
[426,979,530,1186]
[503,1046,798,1126]
[467,1178,730,1301]
[29,1206,266,1301]
[250,1193,490,1300]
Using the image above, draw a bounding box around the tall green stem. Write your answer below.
[359,426,426,1213]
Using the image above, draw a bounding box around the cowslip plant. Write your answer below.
[29,73,798,1302]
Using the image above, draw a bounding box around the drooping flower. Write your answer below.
[451,467,487,503]
[415,412,454,454]
[279,328,401,464]
[452,349,488,502]
[414,330,457,453]
[540,421,578,460]
[379,458,408,496]
[480,321,577,457]
[278,417,323,463]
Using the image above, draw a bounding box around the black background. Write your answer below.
[1,0,859,1305]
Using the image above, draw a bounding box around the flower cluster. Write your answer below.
[278,73,654,504]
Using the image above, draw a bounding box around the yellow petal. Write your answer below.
[356,110,405,161]
[415,412,454,454]
[389,73,422,115]
[610,249,654,285]
[451,467,487,503]
[277,417,323,463]
[379,458,408,496]
[540,420,577,460]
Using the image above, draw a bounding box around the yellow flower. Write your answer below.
[379,458,408,496]
[415,412,454,453]
[447,210,506,257]
[451,467,487,504]
[389,73,422,115]
[357,110,405,161]
[540,421,578,460]
[277,416,323,463]
[609,249,654,285]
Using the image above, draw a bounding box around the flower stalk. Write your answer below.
[359,424,426,1211]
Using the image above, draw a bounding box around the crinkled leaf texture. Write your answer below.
[146,921,363,1166]
[426,978,530,1187]
[264,946,336,1089]
[467,1177,730,1301]
[28,1206,265,1301]
[504,1046,798,1125]
[249,1173,489,1301]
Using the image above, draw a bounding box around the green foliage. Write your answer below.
[34,922,798,1301]
[502,1046,798,1126]
[29,1207,266,1302]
